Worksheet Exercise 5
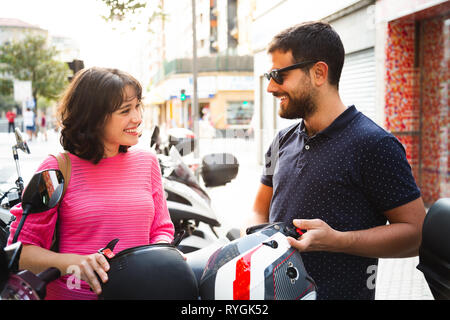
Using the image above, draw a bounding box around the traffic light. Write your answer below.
[67,59,85,81]
[180,89,186,101]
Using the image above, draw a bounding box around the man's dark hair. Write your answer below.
[57,67,142,164]
[268,21,345,89]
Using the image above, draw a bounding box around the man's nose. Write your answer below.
[266,78,278,94]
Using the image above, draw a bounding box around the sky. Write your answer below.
[0,0,150,83]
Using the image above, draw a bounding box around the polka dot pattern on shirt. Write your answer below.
[261,106,421,299]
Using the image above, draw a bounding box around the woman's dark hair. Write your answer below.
[268,21,345,89]
[57,67,142,164]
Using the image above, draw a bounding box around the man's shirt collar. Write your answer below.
[297,105,359,138]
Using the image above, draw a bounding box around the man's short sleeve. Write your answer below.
[360,136,421,212]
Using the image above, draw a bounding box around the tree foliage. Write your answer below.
[100,0,147,22]
[98,0,167,32]
[0,78,13,96]
[0,34,69,110]
[0,79,16,113]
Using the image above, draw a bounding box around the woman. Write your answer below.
[7,67,174,300]
[23,107,35,141]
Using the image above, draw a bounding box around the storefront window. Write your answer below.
[226,101,254,125]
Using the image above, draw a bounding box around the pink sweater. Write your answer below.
[8,148,174,300]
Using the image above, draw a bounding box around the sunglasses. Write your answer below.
[264,60,318,85]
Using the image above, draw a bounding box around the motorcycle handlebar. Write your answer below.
[246,223,271,235]
[37,267,61,284]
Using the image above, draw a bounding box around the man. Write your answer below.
[246,22,426,300]
[6,108,16,133]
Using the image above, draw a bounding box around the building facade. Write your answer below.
[145,0,256,136]
[50,35,80,63]
[0,17,80,128]
[0,18,49,118]
[376,0,449,205]
[0,17,81,72]
[0,18,48,45]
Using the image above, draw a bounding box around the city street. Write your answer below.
[0,129,434,300]
[0,0,446,303]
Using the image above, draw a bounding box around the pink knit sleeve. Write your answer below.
[148,153,174,244]
[7,156,60,249]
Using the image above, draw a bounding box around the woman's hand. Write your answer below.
[67,253,110,295]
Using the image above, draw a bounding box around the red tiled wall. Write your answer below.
[420,17,449,204]
[385,19,421,179]
[385,16,449,205]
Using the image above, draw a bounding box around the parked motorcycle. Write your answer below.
[0,128,30,248]
[150,126,240,253]
[0,169,64,300]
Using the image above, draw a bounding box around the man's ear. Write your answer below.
[311,62,329,87]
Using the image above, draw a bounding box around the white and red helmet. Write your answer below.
[199,223,317,300]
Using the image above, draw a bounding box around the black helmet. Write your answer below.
[199,223,317,300]
[416,198,450,300]
[99,241,198,300]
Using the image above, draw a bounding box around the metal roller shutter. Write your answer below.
[339,47,376,121]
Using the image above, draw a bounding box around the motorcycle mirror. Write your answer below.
[12,169,64,244]
[2,242,22,273]
[14,128,30,154]
[22,169,65,215]
[0,246,10,291]
[150,125,160,148]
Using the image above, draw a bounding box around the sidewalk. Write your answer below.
[375,257,433,300]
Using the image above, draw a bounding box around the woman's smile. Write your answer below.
[124,127,139,135]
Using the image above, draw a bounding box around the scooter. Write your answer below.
[150,126,240,253]
[0,169,64,300]
[0,128,30,248]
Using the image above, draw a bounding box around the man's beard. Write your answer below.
[277,89,317,120]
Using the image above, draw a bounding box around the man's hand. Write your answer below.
[286,198,425,259]
[286,219,347,253]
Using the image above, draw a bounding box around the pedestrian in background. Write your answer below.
[245,21,426,300]
[8,67,174,300]
[23,107,35,141]
[6,108,16,133]
[33,111,39,140]
[40,112,48,141]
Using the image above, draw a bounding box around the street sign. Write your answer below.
[13,80,32,103]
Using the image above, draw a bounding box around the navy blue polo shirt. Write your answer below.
[261,105,421,300]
